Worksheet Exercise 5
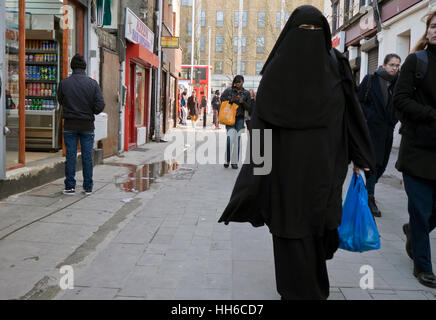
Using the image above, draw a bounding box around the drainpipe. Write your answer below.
[0,0,5,178]
[117,0,126,152]
[154,0,163,142]
[372,0,382,32]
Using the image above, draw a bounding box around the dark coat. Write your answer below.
[358,73,398,168]
[393,45,436,181]
[218,50,376,239]
[220,87,252,119]
[57,69,105,121]
[187,96,199,116]
[212,95,221,111]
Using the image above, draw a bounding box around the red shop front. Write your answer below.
[124,42,159,151]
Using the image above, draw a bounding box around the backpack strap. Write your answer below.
[414,50,428,87]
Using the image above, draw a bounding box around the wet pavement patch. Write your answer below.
[105,160,182,193]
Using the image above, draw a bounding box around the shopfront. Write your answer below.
[124,8,159,151]
[3,0,88,171]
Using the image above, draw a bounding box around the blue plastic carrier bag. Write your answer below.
[338,173,381,252]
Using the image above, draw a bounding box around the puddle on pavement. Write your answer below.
[106,160,180,193]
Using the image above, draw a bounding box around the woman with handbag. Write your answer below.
[220,75,251,169]
[187,90,199,128]
[393,10,436,289]
[218,5,375,299]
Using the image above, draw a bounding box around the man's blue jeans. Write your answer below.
[63,130,95,191]
[226,118,245,164]
[403,173,436,272]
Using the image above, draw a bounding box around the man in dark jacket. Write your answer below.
[57,54,105,195]
[358,53,401,217]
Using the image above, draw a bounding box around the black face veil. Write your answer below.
[255,5,338,129]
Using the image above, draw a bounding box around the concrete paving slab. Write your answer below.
[5,221,98,245]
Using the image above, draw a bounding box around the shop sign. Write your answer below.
[332,31,346,53]
[161,37,179,49]
[125,8,154,52]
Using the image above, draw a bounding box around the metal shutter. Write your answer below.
[367,48,379,74]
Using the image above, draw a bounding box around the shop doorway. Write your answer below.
[128,63,150,148]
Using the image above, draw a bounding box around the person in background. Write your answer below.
[201,95,208,128]
[393,10,436,289]
[357,53,401,217]
[212,90,221,129]
[181,88,188,125]
[246,89,256,130]
[220,75,251,169]
[187,90,199,128]
[57,53,105,196]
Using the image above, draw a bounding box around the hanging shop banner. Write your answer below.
[161,36,179,49]
[125,7,154,52]
[332,31,346,53]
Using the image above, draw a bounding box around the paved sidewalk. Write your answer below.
[0,124,435,300]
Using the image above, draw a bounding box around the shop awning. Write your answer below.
[127,43,159,69]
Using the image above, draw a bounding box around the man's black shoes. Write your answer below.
[402,223,413,260]
[368,195,381,217]
[413,269,436,289]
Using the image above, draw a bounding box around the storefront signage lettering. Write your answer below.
[125,8,154,52]
[161,37,179,49]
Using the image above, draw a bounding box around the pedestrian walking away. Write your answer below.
[187,90,199,128]
[218,5,375,300]
[201,95,208,128]
[181,88,188,125]
[221,75,252,169]
[212,90,221,129]
[57,53,105,195]
[358,53,401,217]
[393,10,436,289]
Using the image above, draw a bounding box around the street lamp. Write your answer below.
[191,0,195,87]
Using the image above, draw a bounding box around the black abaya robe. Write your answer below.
[217,5,375,300]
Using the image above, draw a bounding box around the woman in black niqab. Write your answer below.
[218,5,375,300]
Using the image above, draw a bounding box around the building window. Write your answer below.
[215,36,223,52]
[256,36,265,54]
[258,12,265,28]
[201,10,206,27]
[233,61,246,74]
[188,22,192,37]
[181,0,192,6]
[216,11,224,27]
[232,36,246,53]
[344,0,354,22]
[360,0,371,7]
[332,1,339,32]
[200,35,205,52]
[215,61,223,74]
[256,62,263,75]
[276,12,281,28]
[234,11,247,28]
